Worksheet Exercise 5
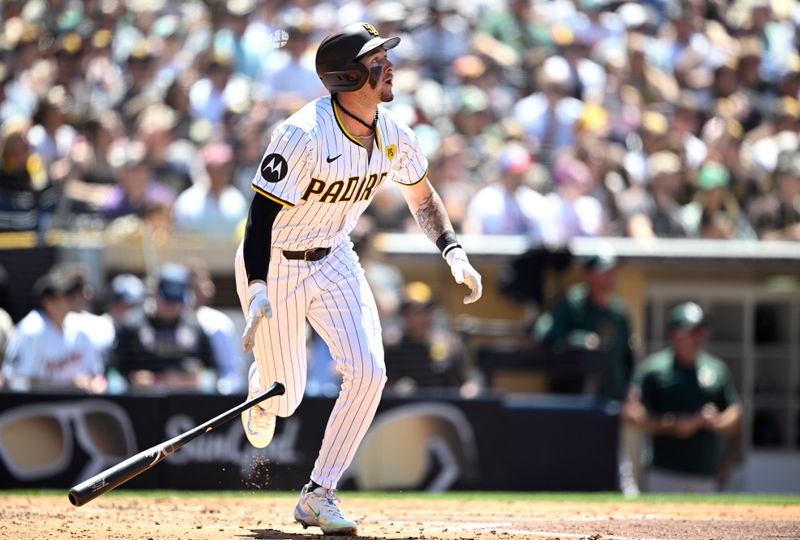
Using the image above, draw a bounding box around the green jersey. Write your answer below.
[632,348,739,476]
[534,283,634,402]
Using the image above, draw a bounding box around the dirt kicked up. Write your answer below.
[2,494,799,540]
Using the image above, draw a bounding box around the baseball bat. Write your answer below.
[68,380,285,507]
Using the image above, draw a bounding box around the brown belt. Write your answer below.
[282,247,331,261]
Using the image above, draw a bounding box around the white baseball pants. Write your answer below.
[235,241,387,489]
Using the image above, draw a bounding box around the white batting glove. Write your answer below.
[445,247,483,304]
[242,281,272,353]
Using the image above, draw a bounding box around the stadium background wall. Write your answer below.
[0,391,618,492]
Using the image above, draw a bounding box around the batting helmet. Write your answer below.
[315,22,400,93]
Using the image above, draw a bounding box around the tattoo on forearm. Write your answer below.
[415,192,452,243]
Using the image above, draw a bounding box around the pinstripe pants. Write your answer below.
[235,241,387,489]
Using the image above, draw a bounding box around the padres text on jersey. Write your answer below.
[251,96,428,251]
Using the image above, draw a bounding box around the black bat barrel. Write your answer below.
[68,381,285,506]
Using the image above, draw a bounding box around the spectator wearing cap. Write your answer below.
[621,150,689,239]
[53,31,86,91]
[383,281,468,395]
[172,141,247,240]
[100,139,177,223]
[81,29,126,115]
[1,265,106,393]
[748,151,800,240]
[681,161,757,240]
[58,262,118,363]
[623,302,742,493]
[450,86,495,144]
[463,142,556,242]
[109,263,216,392]
[136,103,193,196]
[119,38,159,125]
[105,273,146,328]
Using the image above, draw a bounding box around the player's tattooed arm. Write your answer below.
[404,179,482,303]
[407,182,455,244]
[415,191,453,241]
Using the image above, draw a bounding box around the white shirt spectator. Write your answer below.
[173,183,248,239]
[173,142,248,240]
[465,183,557,242]
[512,92,584,158]
[3,309,103,387]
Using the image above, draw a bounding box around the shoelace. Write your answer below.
[319,489,344,519]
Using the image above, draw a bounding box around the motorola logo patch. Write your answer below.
[260,153,288,183]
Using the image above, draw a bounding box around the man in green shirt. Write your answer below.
[623,302,742,492]
[534,252,634,403]
[535,252,640,495]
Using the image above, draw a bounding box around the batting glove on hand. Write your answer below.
[445,247,483,304]
[242,281,272,353]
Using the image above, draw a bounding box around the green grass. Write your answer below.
[2,489,799,505]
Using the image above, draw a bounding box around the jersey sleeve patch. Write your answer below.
[259,153,289,183]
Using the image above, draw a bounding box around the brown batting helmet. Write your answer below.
[315,22,400,93]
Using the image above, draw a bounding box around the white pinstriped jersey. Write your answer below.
[251,96,428,250]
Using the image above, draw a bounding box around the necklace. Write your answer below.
[333,94,378,131]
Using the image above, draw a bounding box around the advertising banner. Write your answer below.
[0,391,616,491]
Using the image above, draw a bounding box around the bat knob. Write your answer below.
[272,381,286,395]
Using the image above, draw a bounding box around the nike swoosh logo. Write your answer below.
[326,154,341,163]
[307,504,321,518]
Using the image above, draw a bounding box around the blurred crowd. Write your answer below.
[0,0,797,243]
[0,259,248,394]
[0,0,797,401]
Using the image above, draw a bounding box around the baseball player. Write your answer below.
[2,267,105,392]
[235,22,482,535]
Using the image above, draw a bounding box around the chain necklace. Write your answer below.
[333,94,378,132]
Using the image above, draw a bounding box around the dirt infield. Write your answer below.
[2,494,799,540]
